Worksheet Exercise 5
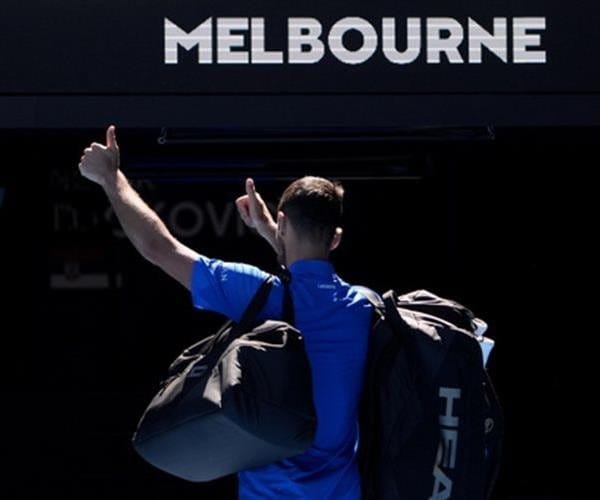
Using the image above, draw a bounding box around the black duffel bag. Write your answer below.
[132,275,317,482]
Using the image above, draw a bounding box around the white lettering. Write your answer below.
[164,16,547,65]
[251,18,284,64]
[164,17,212,64]
[431,387,462,499]
[217,18,249,64]
[427,18,464,64]
[440,428,459,468]
[439,387,461,427]
[382,17,421,65]
[430,463,452,500]
[288,18,325,64]
[328,17,378,65]
[468,18,508,63]
[513,17,546,63]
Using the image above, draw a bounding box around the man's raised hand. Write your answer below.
[79,125,121,187]
[236,178,277,244]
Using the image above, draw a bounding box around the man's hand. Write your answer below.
[77,124,199,289]
[79,125,120,188]
[236,178,278,250]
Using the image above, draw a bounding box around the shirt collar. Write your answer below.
[288,259,335,276]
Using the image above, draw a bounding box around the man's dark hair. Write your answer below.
[278,176,344,246]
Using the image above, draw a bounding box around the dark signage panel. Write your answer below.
[1,0,599,94]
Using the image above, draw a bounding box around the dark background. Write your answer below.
[1,0,597,498]
[2,126,594,499]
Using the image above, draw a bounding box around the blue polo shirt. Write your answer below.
[191,255,372,499]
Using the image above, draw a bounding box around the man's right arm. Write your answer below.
[103,170,199,289]
[79,126,199,290]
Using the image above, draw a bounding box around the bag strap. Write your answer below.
[237,269,295,331]
[382,290,409,331]
[237,275,275,331]
[355,286,409,332]
[355,286,405,500]
[280,267,295,326]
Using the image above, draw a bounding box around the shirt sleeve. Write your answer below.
[190,255,281,322]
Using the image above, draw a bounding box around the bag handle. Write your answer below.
[382,290,409,332]
[355,286,408,331]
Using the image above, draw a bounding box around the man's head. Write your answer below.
[276,176,344,265]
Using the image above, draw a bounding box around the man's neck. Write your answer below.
[284,248,329,268]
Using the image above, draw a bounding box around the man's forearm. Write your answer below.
[103,170,174,262]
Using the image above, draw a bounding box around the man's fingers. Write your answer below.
[236,197,250,217]
[246,177,267,211]
[83,147,101,157]
[235,196,248,213]
[106,125,119,151]
[246,178,260,206]
[235,196,253,226]
[245,178,256,195]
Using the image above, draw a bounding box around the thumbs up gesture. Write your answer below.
[236,178,278,251]
[236,178,276,235]
[79,125,121,187]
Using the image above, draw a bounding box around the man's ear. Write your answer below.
[330,227,343,251]
[277,211,286,237]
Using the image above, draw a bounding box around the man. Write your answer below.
[79,126,372,499]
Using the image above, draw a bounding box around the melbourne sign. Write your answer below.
[1,1,598,94]
[165,17,546,65]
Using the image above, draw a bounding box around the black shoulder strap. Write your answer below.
[280,267,295,325]
[238,275,275,331]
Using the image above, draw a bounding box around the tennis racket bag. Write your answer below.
[358,289,503,500]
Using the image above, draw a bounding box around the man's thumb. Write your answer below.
[106,125,119,151]
[246,178,256,196]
